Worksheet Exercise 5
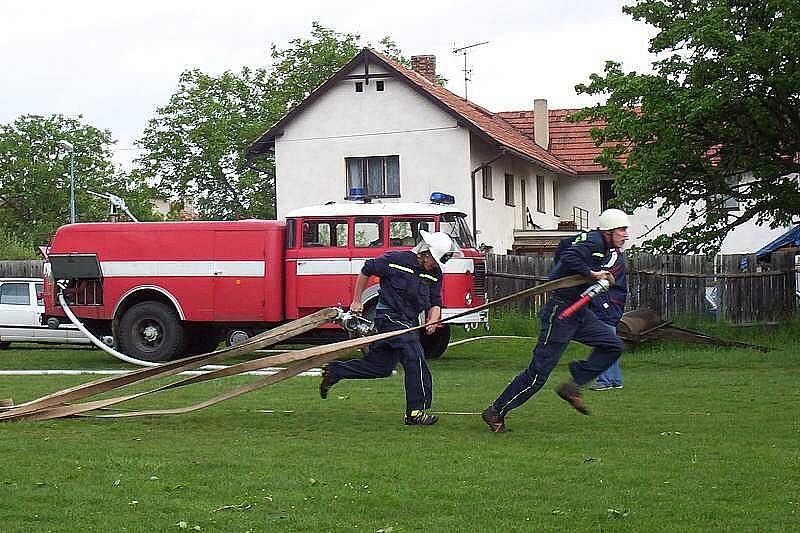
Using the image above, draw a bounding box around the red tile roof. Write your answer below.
[498,109,625,174]
[374,51,577,176]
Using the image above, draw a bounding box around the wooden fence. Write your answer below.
[0,260,44,278]
[487,251,797,324]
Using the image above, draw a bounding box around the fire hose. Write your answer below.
[557,279,610,320]
[0,274,588,422]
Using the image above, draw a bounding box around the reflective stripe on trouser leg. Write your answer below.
[399,337,431,414]
[493,299,577,416]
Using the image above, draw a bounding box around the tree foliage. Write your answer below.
[0,114,156,249]
[575,0,800,253]
[136,23,408,220]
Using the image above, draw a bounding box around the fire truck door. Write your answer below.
[294,219,353,313]
[212,231,267,322]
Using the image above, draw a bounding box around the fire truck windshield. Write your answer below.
[440,214,475,249]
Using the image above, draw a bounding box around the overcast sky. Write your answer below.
[1,0,655,168]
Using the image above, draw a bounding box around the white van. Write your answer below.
[0,278,89,348]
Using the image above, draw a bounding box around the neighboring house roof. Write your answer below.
[755,225,800,258]
[247,48,577,177]
[498,109,626,174]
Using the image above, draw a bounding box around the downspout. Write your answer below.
[470,148,506,242]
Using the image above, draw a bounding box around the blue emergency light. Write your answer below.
[430,192,455,205]
[348,188,366,200]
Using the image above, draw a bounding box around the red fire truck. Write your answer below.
[43,199,487,362]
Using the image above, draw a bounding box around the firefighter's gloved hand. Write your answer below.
[349,300,363,314]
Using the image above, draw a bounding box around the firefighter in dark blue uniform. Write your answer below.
[319,230,461,426]
[590,247,627,390]
[482,209,630,432]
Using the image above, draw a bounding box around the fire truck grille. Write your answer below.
[473,260,486,297]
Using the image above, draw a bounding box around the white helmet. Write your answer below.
[414,230,463,266]
[598,208,630,231]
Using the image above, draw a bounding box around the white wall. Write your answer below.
[557,173,602,229]
[275,64,471,219]
[468,138,571,252]
[631,200,794,254]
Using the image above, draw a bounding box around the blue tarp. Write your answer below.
[755,225,800,258]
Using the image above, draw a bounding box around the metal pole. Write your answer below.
[69,154,76,224]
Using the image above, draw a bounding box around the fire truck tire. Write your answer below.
[224,328,253,347]
[420,324,450,359]
[185,326,220,355]
[117,301,186,362]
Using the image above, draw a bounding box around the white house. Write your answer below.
[247,48,792,254]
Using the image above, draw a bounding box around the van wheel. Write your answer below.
[118,301,185,362]
[420,324,450,359]
[0,342,10,350]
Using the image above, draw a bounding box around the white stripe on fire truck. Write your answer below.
[100,261,265,277]
[292,257,475,276]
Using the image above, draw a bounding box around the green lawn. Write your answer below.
[1,319,798,532]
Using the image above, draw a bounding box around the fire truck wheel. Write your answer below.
[118,301,186,362]
[419,324,450,359]
[184,326,220,355]
[224,328,252,347]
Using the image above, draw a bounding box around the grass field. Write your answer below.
[1,317,798,532]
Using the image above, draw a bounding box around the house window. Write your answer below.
[600,179,616,211]
[354,217,383,248]
[376,80,385,91]
[355,82,364,92]
[720,176,740,211]
[482,166,493,200]
[552,180,559,216]
[302,219,348,248]
[504,173,515,206]
[346,155,400,198]
[536,175,545,213]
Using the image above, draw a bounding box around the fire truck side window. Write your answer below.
[389,218,434,247]
[354,217,383,248]
[285,219,297,249]
[303,220,348,247]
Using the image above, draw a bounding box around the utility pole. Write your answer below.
[58,140,76,223]
[452,41,488,100]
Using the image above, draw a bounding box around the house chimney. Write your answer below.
[410,55,437,83]
[533,98,549,149]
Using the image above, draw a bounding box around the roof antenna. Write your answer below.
[452,41,488,101]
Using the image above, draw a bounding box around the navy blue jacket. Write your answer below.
[362,251,443,324]
[550,230,612,303]
[590,248,627,325]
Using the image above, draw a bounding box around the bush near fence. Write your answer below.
[487,251,797,324]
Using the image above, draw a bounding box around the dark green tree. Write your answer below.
[575,0,800,253]
[0,114,156,250]
[135,23,410,220]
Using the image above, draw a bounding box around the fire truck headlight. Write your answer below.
[465,292,473,306]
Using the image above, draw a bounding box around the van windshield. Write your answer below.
[440,214,475,249]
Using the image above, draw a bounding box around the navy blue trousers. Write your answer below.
[328,316,432,415]
[493,298,624,416]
